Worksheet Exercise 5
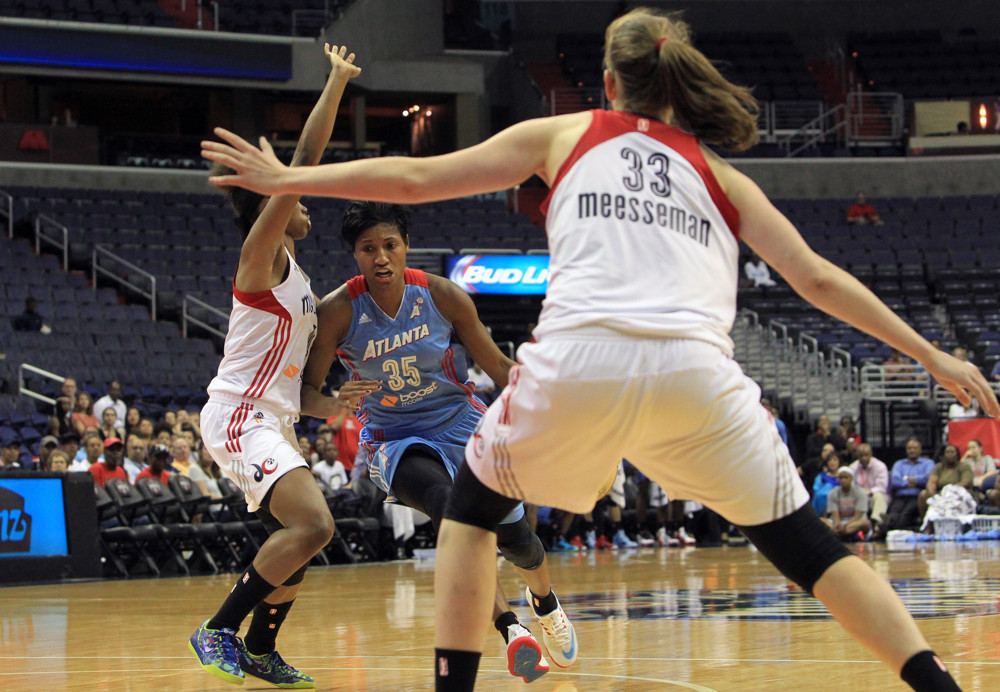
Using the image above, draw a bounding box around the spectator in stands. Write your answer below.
[956,121,970,135]
[71,432,103,471]
[297,436,314,462]
[123,434,148,484]
[917,444,974,519]
[743,251,777,287]
[37,435,59,470]
[884,348,915,382]
[174,409,200,439]
[947,397,979,421]
[761,397,787,446]
[812,447,841,515]
[70,392,100,436]
[98,407,125,442]
[124,407,142,440]
[951,347,971,364]
[846,192,883,225]
[0,437,22,471]
[962,439,997,488]
[89,437,128,488]
[823,467,871,541]
[310,436,327,465]
[12,297,47,332]
[49,395,74,437]
[170,436,211,496]
[58,431,81,467]
[467,360,498,405]
[312,439,347,490]
[93,381,127,429]
[329,410,361,473]
[136,444,172,486]
[838,415,861,456]
[885,438,935,532]
[153,422,173,448]
[46,449,69,472]
[990,359,1000,382]
[850,443,890,535]
[802,414,844,487]
[163,410,177,431]
[135,417,155,446]
[196,444,225,503]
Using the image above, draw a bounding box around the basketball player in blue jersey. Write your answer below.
[298,201,577,683]
[205,10,995,690]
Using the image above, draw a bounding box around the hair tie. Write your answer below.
[656,37,668,51]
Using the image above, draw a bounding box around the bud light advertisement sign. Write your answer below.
[447,255,549,295]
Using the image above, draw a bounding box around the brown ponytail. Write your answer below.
[604,8,759,152]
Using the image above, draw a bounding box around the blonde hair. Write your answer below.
[603,8,759,151]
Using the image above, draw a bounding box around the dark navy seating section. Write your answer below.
[0,0,349,36]
[557,31,821,102]
[739,194,1000,373]
[850,31,1000,99]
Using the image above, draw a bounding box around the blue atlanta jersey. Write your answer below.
[336,269,487,441]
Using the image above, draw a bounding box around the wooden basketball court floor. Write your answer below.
[3,542,999,691]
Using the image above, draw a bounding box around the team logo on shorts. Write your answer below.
[250,457,278,481]
[253,412,265,424]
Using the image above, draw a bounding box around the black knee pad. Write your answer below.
[282,562,308,586]
[736,503,853,595]
[443,463,521,532]
[496,517,545,570]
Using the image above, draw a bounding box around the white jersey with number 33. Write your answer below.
[537,109,741,355]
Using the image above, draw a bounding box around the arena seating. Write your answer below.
[0,0,351,36]
[850,31,1000,99]
[741,194,1000,374]
[557,31,821,102]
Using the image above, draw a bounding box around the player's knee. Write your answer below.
[282,562,308,586]
[444,464,520,532]
[297,512,335,553]
[497,519,545,570]
[737,503,852,595]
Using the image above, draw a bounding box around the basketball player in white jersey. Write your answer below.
[188,44,380,689]
[201,10,996,691]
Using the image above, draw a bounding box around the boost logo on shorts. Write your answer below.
[250,457,278,482]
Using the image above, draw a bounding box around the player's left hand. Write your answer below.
[324,43,362,79]
[334,379,382,411]
[203,128,287,194]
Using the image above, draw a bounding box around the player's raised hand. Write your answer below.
[325,43,361,79]
[203,127,288,195]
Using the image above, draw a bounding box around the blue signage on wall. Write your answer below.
[0,479,68,557]
[447,255,549,295]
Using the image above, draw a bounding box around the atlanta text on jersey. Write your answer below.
[577,192,712,248]
[362,323,431,361]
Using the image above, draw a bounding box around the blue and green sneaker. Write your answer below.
[189,620,245,685]
[237,639,315,689]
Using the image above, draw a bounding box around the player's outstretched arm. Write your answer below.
[236,44,361,291]
[203,114,575,205]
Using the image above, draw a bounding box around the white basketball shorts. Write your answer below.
[465,333,809,527]
[201,397,307,513]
